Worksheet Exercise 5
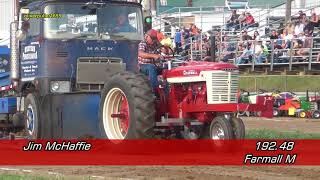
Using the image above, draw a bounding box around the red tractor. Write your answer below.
[99,58,273,140]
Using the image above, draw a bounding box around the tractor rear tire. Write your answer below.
[230,117,245,139]
[312,110,320,119]
[99,72,156,139]
[209,116,234,139]
[24,93,41,139]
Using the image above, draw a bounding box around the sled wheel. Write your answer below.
[230,117,245,139]
[210,116,234,139]
[100,72,155,139]
[312,110,320,119]
[24,93,41,139]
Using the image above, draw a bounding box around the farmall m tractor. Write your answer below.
[99,56,273,140]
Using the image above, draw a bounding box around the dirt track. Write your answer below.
[1,166,320,180]
[1,117,320,179]
[242,117,320,134]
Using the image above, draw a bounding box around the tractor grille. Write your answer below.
[206,70,239,104]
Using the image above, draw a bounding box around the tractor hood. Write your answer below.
[165,61,238,79]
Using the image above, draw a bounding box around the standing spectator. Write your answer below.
[304,19,314,36]
[253,31,260,40]
[161,33,173,48]
[157,29,165,42]
[174,28,182,54]
[226,10,239,30]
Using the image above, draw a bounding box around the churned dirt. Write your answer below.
[1,117,320,179]
[1,166,320,180]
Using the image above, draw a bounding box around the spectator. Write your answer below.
[238,12,246,29]
[161,33,173,48]
[157,29,165,42]
[221,40,236,62]
[298,10,306,21]
[255,41,269,63]
[174,28,182,54]
[294,20,305,35]
[226,10,239,30]
[310,11,319,28]
[275,32,284,49]
[241,30,252,41]
[244,12,255,29]
[236,43,253,64]
[304,19,314,36]
[282,28,294,49]
[278,22,284,34]
[269,30,278,40]
[253,31,260,41]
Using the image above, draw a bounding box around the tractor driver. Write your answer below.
[138,29,164,91]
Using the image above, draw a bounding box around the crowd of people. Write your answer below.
[219,9,320,64]
[145,9,320,66]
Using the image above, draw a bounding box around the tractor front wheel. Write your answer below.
[209,116,234,139]
[24,93,41,139]
[230,117,245,139]
[99,72,155,139]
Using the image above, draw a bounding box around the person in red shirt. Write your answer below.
[244,12,255,29]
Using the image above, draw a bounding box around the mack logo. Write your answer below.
[87,46,113,51]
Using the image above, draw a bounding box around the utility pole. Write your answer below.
[285,0,292,24]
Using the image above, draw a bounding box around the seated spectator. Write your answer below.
[278,22,284,35]
[238,12,246,29]
[275,32,284,49]
[282,28,294,49]
[221,42,236,62]
[269,30,278,40]
[236,43,253,64]
[253,31,260,41]
[294,20,305,35]
[244,12,255,29]
[241,30,252,41]
[255,41,269,63]
[226,10,239,30]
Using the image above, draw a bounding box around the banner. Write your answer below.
[0,139,319,165]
